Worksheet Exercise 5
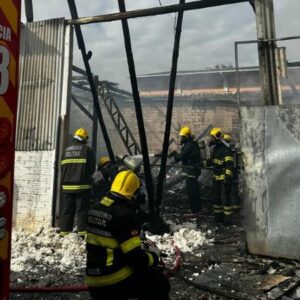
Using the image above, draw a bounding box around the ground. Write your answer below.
[9,188,300,300]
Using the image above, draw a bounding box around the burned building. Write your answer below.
[136,65,300,104]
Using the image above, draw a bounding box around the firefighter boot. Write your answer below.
[223,206,233,226]
[213,205,224,223]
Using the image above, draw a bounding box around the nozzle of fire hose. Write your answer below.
[115,154,140,172]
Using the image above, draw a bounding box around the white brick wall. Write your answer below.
[13,151,56,230]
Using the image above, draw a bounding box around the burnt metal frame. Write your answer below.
[66,0,250,213]
[235,35,300,106]
[72,65,141,156]
[98,83,141,156]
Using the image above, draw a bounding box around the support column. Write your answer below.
[255,0,281,105]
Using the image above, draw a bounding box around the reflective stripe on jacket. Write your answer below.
[86,194,158,287]
[208,141,234,181]
[61,141,95,193]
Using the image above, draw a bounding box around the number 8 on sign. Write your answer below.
[0,45,10,95]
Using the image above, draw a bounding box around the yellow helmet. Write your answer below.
[179,126,192,137]
[210,127,222,139]
[110,170,141,200]
[98,156,111,168]
[74,128,88,141]
[223,134,232,142]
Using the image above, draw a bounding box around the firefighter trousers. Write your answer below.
[185,176,201,213]
[212,179,233,222]
[60,191,91,233]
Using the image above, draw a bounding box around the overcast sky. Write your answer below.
[21,0,300,90]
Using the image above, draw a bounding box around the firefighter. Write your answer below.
[59,128,96,238]
[204,128,234,225]
[223,133,241,212]
[86,170,170,300]
[92,156,127,200]
[169,126,202,214]
[98,156,126,185]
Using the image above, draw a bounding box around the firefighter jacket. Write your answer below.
[86,193,159,287]
[206,140,234,181]
[61,141,95,193]
[174,138,201,177]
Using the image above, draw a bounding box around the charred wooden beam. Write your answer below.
[24,0,34,22]
[67,0,248,26]
[71,95,93,120]
[156,0,185,212]
[72,65,89,76]
[118,0,155,212]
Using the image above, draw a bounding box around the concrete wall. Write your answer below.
[13,151,55,230]
[240,105,300,260]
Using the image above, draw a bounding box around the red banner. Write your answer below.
[0,0,21,299]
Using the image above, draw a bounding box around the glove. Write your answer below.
[143,239,162,257]
[168,150,177,158]
[148,245,162,258]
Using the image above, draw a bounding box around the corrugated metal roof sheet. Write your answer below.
[16,18,66,150]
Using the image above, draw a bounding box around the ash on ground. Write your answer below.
[10,189,300,300]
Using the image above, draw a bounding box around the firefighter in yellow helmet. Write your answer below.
[98,156,126,184]
[222,133,232,144]
[204,127,234,225]
[59,128,95,237]
[92,156,127,200]
[86,170,170,299]
[222,133,241,212]
[169,126,202,214]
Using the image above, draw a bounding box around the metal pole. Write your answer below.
[234,42,241,106]
[92,76,99,156]
[67,0,115,161]
[118,0,155,212]
[255,0,280,105]
[67,0,248,26]
[235,35,300,106]
[156,0,185,212]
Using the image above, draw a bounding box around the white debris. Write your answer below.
[11,227,86,275]
[11,219,211,279]
[267,267,276,275]
[146,220,211,256]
